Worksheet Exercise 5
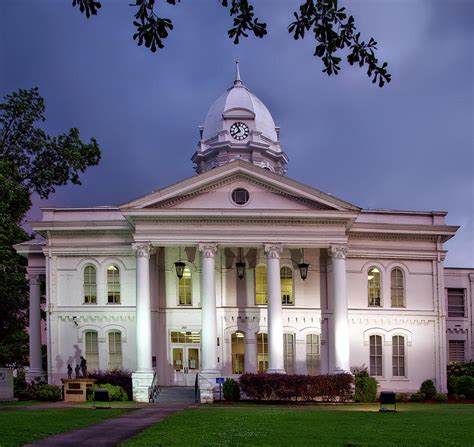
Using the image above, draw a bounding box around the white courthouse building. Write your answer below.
[16,69,474,402]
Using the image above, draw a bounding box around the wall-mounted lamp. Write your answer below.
[235,248,246,279]
[174,246,186,279]
[298,248,309,281]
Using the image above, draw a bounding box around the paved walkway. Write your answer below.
[25,403,195,446]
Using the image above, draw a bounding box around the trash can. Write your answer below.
[379,391,396,412]
[94,388,111,409]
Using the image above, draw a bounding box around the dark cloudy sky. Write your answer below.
[1,0,473,266]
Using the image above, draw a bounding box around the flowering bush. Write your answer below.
[238,373,353,402]
[447,362,474,378]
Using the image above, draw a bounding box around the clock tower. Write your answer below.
[192,63,288,175]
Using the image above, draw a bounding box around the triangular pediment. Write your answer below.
[121,161,360,212]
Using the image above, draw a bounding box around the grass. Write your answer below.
[0,400,43,408]
[124,404,474,446]
[0,408,130,446]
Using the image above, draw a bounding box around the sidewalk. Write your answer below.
[25,403,194,446]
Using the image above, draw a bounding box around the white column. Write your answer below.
[134,243,153,372]
[199,243,219,374]
[329,244,350,373]
[265,244,285,374]
[27,273,44,381]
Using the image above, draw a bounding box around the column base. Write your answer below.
[198,372,220,403]
[25,369,46,383]
[132,371,155,402]
[333,368,352,375]
[267,369,286,374]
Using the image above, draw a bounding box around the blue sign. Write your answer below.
[216,377,225,384]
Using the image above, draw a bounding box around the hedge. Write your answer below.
[238,373,353,402]
[87,369,133,400]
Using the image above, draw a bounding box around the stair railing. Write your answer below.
[194,373,200,403]
[148,372,158,403]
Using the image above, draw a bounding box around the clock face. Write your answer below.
[230,122,249,141]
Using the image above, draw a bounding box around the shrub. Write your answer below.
[456,376,474,400]
[87,369,132,400]
[432,393,448,402]
[419,379,436,399]
[409,392,426,402]
[448,376,460,395]
[223,378,240,401]
[238,373,353,402]
[354,370,377,402]
[447,362,474,378]
[395,393,408,402]
[31,384,62,401]
[88,383,128,402]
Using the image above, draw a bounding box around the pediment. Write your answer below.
[121,161,360,212]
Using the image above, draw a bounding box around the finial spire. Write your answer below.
[234,60,242,86]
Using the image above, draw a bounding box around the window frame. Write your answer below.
[306,333,320,376]
[283,333,295,374]
[108,330,123,370]
[367,267,382,307]
[392,335,406,377]
[83,264,97,304]
[84,330,99,372]
[231,331,245,374]
[178,266,193,306]
[369,334,383,377]
[255,265,268,305]
[447,288,466,318]
[106,264,121,304]
[390,267,405,308]
[448,340,466,362]
[256,332,268,373]
[280,266,294,306]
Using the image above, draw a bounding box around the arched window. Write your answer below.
[392,335,405,377]
[107,265,120,304]
[178,267,192,306]
[255,266,268,305]
[280,267,293,305]
[83,265,97,304]
[306,334,320,375]
[256,332,268,372]
[231,332,245,374]
[391,268,405,307]
[369,335,383,376]
[283,333,295,374]
[108,331,122,370]
[368,267,381,307]
[85,331,99,372]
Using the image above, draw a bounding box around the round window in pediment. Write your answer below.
[231,188,250,206]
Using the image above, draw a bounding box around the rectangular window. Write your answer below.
[85,331,99,372]
[369,335,383,376]
[392,335,405,377]
[256,333,268,372]
[255,266,268,305]
[107,266,120,304]
[449,340,465,362]
[306,334,320,375]
[170,331,200,344]
[447,288,465,318]
[281,267,293,305]
[231,332,245,374]
[283,333,295,375]
[108,332,122,370]
[178,268,192,305]
[83,266,97,304]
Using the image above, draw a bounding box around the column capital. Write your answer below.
[328,244,348,260]
[132,243,152,259]
[198,243,218,258]
[27,274,41,285]
[264,244,283,259]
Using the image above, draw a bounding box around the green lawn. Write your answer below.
[0,408,130,446]
[124,405,474,446]
[0,400,43,408]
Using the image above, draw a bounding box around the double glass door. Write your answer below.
[170,331,201,386]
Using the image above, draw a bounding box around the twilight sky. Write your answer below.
[1,0,473,267]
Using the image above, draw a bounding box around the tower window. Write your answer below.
[231,188,249,205]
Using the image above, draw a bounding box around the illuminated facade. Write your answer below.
[16,68,473,402]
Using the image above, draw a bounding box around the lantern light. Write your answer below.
[175,261,186,279]
[298,248,309,280]
[235,247,246,279]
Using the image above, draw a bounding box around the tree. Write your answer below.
[72,0,391,87]
[0,88,101,367]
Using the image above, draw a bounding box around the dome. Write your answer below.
[201,77,279,145]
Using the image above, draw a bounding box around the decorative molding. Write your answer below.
[198,243,218,258]
[132,243,152,258]
[60,315,135,323]
[264,244,283,259]
[27,274,42,285]
[146,174,333,210]
[328,244,348,260]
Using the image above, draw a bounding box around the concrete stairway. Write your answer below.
[155,386,197,404]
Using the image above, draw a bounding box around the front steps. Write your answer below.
[155,386,197,404]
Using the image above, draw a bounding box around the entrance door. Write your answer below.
[172,346,200,386]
